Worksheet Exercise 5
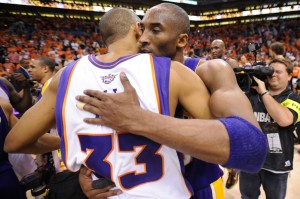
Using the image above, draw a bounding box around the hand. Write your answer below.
[251,76,267,94]
[11,73,30,88]
[79,166,122,199]
[76,72,141,132]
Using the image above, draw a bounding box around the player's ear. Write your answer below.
[43,65,50,73]
[134,22,142,38]
[177,33,188,48]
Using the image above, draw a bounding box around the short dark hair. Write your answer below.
[158,3,190,34]
[35,56,56,72]
[269,58,293,74]
[99,7,141,45]
[270,42,284,56]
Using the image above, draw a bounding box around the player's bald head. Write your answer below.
[99,7,141,45]
[211,39,225,49]
[148,3,190,34]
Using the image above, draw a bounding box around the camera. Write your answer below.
[234,64,274,92]
[20,152,56,197]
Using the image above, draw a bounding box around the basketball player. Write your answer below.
[211,39,239,68]
[5,7,215,198]
[76,3,267,199]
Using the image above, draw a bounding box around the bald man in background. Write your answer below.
[211,39,239,68]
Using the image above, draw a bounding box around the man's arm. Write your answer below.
[252,76,294,127]
[0,76,32,113]
[227,58,239,69]
[197,59,260,128]
[169,61,213,119]
[4,70,62,154]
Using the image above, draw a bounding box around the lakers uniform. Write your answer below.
[183,58,224,199]
[56,54,192,199]
[0,105,26,199]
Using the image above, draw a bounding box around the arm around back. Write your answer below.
[197,59,267,171]
[4,69,62,154]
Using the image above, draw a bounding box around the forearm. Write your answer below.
[129,109,267,172]
[129,108,230,165]
[13,87,33,113]
[15,133,60,154]
[262,94,293,126]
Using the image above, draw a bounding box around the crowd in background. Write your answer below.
[0,6,300,199]
[0,14,299,77]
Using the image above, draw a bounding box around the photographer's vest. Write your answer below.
[249,89,300,172]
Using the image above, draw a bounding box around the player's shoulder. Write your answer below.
[198,59,230,73]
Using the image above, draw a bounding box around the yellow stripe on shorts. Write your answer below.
[210,177,225,199]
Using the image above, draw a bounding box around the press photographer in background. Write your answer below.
[239,58,300,199]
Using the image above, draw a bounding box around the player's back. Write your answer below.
[56,54,192,199]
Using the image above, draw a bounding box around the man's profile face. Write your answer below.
[138,8,179,59]
[28,59,44,82]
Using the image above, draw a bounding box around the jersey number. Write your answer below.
[78,133,163,189]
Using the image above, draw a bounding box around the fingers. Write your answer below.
[83,89,112,102]
[120,72,139,105]
[120,72,133,92]
[80,165,92,176]
[76,95,103,115]
[76,101,104,117]
[93,189,122,199]
[83,118,105,125]
[86,187,122,199]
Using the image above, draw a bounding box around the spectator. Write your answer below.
[269,42,285,60]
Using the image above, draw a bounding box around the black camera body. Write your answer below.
[20,152,56,197]
[234,65,274,92]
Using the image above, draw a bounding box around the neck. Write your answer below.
[269,87,288,96]
[98,38,138,62]
[173,49,185,64]
[41,73,54,85]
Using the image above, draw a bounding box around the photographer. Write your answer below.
[239,58,300,199]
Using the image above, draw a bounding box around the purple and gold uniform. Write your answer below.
[183,58,224,199]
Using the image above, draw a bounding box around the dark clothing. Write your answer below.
[0,106,26,199]
[240,170,288,199]
[240,88,300,199]
[48,170,87,199]
[247,88,300,172]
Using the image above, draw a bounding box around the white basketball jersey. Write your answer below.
[56,54,192,199]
